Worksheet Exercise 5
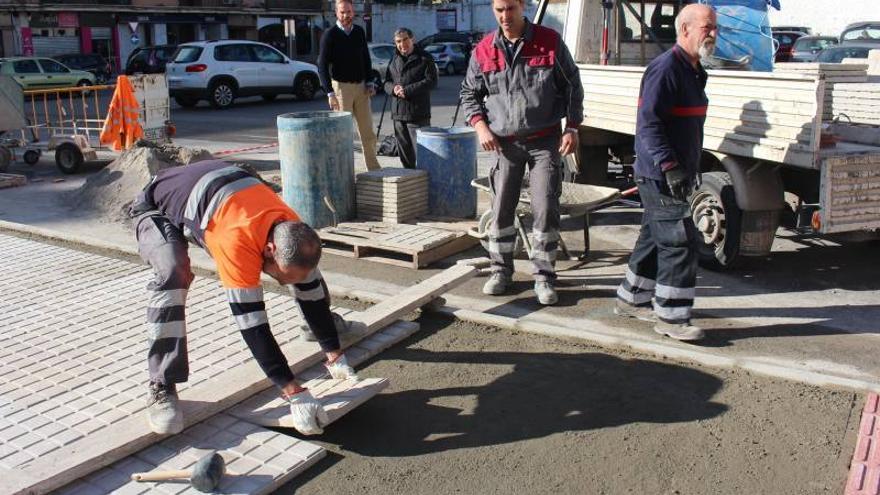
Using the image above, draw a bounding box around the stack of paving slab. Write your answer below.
[356,168,428,223]
[775,62,871,122]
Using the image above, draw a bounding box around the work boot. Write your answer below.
[613,299,657,322]
[534,281,558,306]
[654,320,705,342]
[147,381,184,434]
[482,272,511,296]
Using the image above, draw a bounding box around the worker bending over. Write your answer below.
[131,160,358,436]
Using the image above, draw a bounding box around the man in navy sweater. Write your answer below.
[317,0,381,171]
[614,3,717,341]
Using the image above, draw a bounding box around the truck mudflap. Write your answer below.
[740,210,780,256]
[818,153,880,234]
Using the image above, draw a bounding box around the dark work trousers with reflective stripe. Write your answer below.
[393,118,429,169]
[135,211,194,385]
[487,134,561,282]
[616,177,698,323]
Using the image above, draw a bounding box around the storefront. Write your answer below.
[79,13,116,71]
[27,12,80,57]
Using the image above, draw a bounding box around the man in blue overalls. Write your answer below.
[615,4,717,341]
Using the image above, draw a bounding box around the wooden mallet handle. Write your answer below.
[131,470,191,482]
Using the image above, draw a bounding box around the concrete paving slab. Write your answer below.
[51,413,326,495]
[0,233,416,494]
[847,393,880,495]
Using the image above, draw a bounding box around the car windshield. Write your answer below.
[842,25,880,42]
[817,47,869,63]
[173,46,202,63]
[425,45,445,53]
[794,38,836,51]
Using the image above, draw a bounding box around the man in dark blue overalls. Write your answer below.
[615,4,717,341]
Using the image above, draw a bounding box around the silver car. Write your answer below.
[425,42,468,76]
[790,36,838,62]
[368,43,395,89]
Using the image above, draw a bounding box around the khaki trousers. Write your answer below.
[332,80,380,171]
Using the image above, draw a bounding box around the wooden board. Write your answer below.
[0,173,26,189]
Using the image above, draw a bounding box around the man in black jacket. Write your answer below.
[382,28,438,168]
[318,0,381,171]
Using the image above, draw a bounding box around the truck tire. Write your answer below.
[55,143,84,174]
[690,171,742,270]
[23,149,40,165]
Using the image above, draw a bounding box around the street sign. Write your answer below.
[130,34,140,45]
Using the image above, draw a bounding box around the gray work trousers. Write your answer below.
[487,134,562,282]
[135,211,194,385]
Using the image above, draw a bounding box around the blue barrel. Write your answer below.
[278,111,354,229]
[416,126,477,218]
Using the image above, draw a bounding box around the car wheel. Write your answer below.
[445,63,456,76]
[174,95,199,108]
[209,80,236,109]
[294,74,317,101]
[23,149,40,165]
[262,94,277,102]
[55,143,84,174]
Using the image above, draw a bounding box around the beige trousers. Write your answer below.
[332,80,381,171]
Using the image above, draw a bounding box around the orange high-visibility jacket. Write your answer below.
[99,75,144,151]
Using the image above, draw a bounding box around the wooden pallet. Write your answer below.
[0,173,26,189]
[320,222,478,269]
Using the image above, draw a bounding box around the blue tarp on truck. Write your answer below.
[699,0,781,71]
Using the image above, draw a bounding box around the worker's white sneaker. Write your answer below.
[654,320,705,342]
[534,281,558,306]
[147,382,184,434]
[482,272,511,296]
[613,299,657,322]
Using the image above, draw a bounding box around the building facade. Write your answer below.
[0,0,332,71]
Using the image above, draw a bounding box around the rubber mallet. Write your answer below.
[131,451,226,493]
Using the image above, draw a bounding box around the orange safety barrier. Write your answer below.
[99,75,144,151]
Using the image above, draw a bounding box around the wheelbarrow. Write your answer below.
[468,176,637,260]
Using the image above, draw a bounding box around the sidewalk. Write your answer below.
[2,142,879,394]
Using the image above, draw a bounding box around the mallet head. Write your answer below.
[190,451,225,493]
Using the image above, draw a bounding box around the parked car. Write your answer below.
[166,40,321,109]
[368,42,395,89]
[424,42,468,75]
[125,44,177,75]
[840,22,880,46]
[772,30,808,62]
[0,57,95,90]
[54,53,113,84]
[790,36,838,62]
[815,45,873,63]
[773,25,812,35]
[416,30,484,61]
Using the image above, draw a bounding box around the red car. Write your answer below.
[772,30,807,62]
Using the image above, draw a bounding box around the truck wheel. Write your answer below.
[690,171,742,270]
[55,143,84,174]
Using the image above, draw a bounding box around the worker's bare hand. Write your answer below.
[328,95,340,111]
[366,84,376,97]
[559,130,578,156]
[475,121,500,152]
[393,84,405,98]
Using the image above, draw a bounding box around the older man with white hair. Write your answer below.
[614,4,717,341]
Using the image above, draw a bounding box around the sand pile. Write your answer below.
[67,141,213,226]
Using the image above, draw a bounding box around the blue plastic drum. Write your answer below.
[416,126,478,218]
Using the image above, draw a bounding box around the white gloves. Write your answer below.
[287,389,329,435]
[326,354,359,381]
